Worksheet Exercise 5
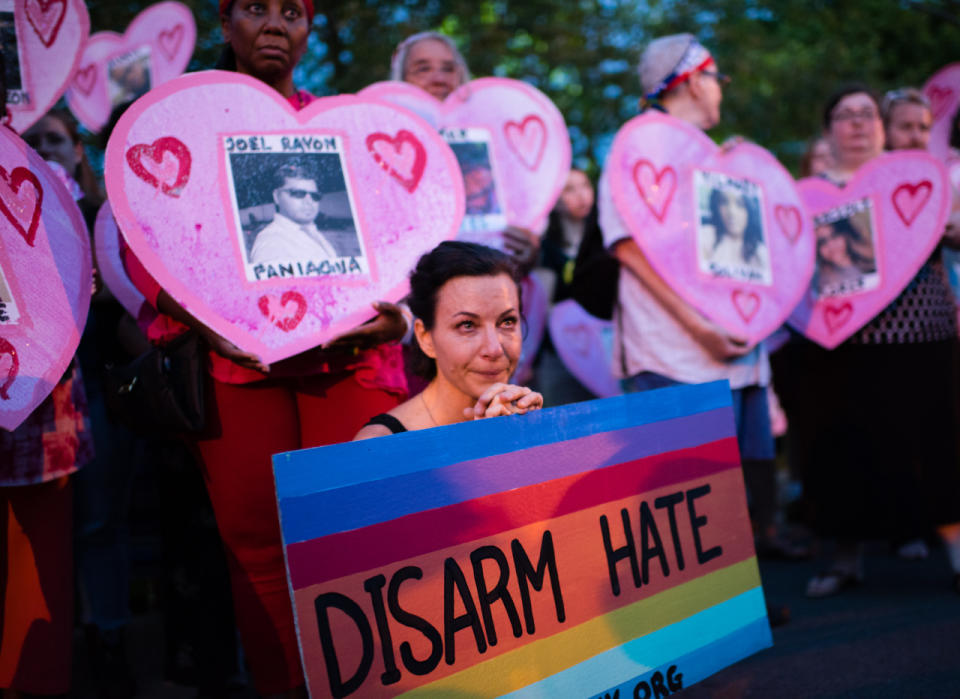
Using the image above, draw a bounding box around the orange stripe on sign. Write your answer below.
[295,468,754,698]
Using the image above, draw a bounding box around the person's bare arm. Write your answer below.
[156,289,269,373]
[612,238,753,361]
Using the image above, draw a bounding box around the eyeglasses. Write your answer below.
[700,70,731,86]
[831,108,879,123]
[281,189,321,201]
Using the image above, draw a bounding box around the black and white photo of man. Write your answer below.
[250,162,339,265]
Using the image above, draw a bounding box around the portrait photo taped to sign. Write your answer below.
[106,44,152,108]
[0,0,26,108]
[222,133,369,283]
[813,197,880,299]
[443,126,508,244]
[695,170,772,286]
[0,263,20,324]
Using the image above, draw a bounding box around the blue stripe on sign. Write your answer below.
[278,406,736,543]
[502,586,771,699]
[273,381,734,499]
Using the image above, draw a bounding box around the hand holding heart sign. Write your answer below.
[0,126,91,430]
[105,71,464,365]
[65,1,197,133]
[4,0,89,133]
[606,111,815,346]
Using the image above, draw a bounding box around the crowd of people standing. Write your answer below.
[2,1,960,697]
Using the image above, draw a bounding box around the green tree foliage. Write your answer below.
[88,0,960,173]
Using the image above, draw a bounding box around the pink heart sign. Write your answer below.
[93,201,145,318]
[924,62,960,164]
[359,78,570,248]
[607,111,815,346]
[787,151,951,349]
[104,71,464,364]
[0,126,92,430]
[4,0,89,134]
[64,1,196,133]
[548,299,621,398]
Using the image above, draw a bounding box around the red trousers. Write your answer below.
[0,476,73,695]
[195,373,400,695]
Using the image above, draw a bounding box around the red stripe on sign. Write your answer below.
[287,437,740,589]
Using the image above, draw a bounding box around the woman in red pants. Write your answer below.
[124,1,408,694]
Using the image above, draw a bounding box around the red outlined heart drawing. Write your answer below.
[891,180,932,226]
[775,204,802,243]
[823,302,854,333]
[258,291,307,332]
[0,166,44,247]
[366,130,427,193]
[73,64,97,95]
[26,0,67,47]
[126,137,192,197]
[504,114,547,171]
[0,338,18,400]
[158,24,184,61]
[632,160,676,223]
[732,289,760,323]
[926,85,954,120]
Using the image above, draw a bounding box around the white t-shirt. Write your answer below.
[598,168,769,389]
[250,213,339,265]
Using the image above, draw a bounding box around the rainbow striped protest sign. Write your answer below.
[273,381,772,698]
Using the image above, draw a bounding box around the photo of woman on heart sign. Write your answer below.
[107,46,152,108]
[813,200,879,298]
[695,171,771,284]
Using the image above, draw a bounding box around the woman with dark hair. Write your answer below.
[120,1,408,695]
[355,242,542,438]
[813,217,877,295]
[776,84,960,598]
[701,185,767,275]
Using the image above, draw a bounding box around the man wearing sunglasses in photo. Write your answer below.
[250,161,340,265]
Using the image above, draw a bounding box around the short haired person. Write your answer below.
[250,162,338,264]
[597,35,793,563]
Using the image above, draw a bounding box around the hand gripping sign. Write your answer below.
[273,382,771,698]
[360,79,571,249]
[923,62,960,164]
[787,151,951,348]
[0,126,92,430]
[606,111,815,347]
[65,1,197,133]
[104,71,464,364]
[2,0,89,133]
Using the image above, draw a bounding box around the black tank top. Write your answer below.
[364,413,408,434]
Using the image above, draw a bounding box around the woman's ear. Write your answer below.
[414,318,436,359]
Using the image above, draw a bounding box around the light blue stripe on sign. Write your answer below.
[502,586,771,698]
